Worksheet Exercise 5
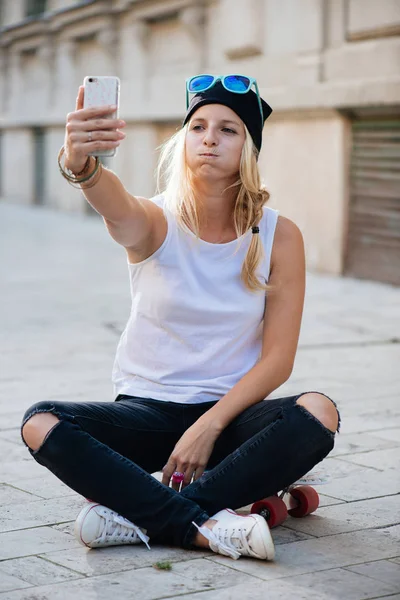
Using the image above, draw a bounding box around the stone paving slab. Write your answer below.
[338,447,400,471]
[156,557,258,590]
[384,524,400,542]
[270,526,315,544]
[312,456,376,480]
[283,494,400,536]
[209,527,400,581]
[1,496,86,533]
[308,467,400,502]
[5,474,80,500]
[0,559,254,600]
[38,543,209,576]
[0,431,24,446]
[0,574,31,594]
[0,438,32,462]
[372,428,400,442]
[179,567,400,600]
[329,431,399,457]
[0,484,42,506]
[317,494,345,507]
[0,457,46,483]
[0,556,81,587]
[0,413,26,430]
[0,526,79,561]
[338,408,400,435]
[345,560,400,588]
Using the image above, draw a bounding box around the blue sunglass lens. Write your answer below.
[224,75,251,92]
[188,75,215,93]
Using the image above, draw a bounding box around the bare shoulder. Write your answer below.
[270,215,305,273]
[274,215,304,245]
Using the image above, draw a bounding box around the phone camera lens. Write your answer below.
[88,78,93,82]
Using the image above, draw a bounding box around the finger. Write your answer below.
[76,104,118,121]
[181,469,195,490]
[73,118,125,132]
[193,467,205,482]
[171,464,186,492]
[171,481,180,492]
[75,86,84,111]
[74,130,125,144]
[161,463,174,487]
[76,140,121,154]
[171,470,183,492]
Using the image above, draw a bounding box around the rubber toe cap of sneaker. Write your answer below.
[249,514,275,560]
[74,503,101,547]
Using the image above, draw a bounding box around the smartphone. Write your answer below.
[83,75,121,158]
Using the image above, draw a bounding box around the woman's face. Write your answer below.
[185,104,246,182]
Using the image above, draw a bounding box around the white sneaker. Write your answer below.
[192,508,275,561]
[74,503,151,550]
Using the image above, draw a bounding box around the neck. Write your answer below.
[192,175,238,231]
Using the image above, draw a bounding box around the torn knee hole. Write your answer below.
[22,413,61,451]
[296,393,339,434]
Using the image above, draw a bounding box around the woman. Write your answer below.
[21,75,340,562]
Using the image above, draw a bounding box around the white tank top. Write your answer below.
[112,194,279,404]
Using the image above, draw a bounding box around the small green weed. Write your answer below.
[153,561,172,571]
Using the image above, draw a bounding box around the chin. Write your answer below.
[197,166,226,179]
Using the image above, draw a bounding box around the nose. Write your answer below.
[203,126,218,146]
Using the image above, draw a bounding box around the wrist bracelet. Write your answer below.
[62,162,103,190]
[75,156,91,176]
[58,146,100,184]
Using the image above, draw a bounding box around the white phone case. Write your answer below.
[83,76,121,158]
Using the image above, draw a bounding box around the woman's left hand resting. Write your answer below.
[162,419,221,491]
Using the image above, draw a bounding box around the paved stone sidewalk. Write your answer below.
[0,201,399,599]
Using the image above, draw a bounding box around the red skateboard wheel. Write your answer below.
[251,496,288,528]
[287,485,319,518]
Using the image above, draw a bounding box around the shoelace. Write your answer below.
[192,522,252,560]
[98,510,151,550]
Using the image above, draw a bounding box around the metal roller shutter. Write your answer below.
[345,119,400,286]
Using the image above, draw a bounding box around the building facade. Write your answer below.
[0,0,399,283]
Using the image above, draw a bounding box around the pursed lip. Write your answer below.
[199,153,219,157]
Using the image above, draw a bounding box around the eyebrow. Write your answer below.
[191,117,241,127]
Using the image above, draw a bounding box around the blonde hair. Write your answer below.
[156,124,271,292]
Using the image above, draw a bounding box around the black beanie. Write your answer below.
[183,81,272,152]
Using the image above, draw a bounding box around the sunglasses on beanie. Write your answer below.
[186,74,264,128]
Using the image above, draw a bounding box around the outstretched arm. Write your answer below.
[64,86,164,253]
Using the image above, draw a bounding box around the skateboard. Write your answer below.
[250,472,328,528]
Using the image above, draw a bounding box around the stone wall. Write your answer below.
[0,0,399,274]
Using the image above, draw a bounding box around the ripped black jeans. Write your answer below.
[21,392,340,549]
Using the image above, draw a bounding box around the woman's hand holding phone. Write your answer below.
[64,85,126,174]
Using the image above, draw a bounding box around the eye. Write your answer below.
[192,125,204,131]
[222,127,237,134]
